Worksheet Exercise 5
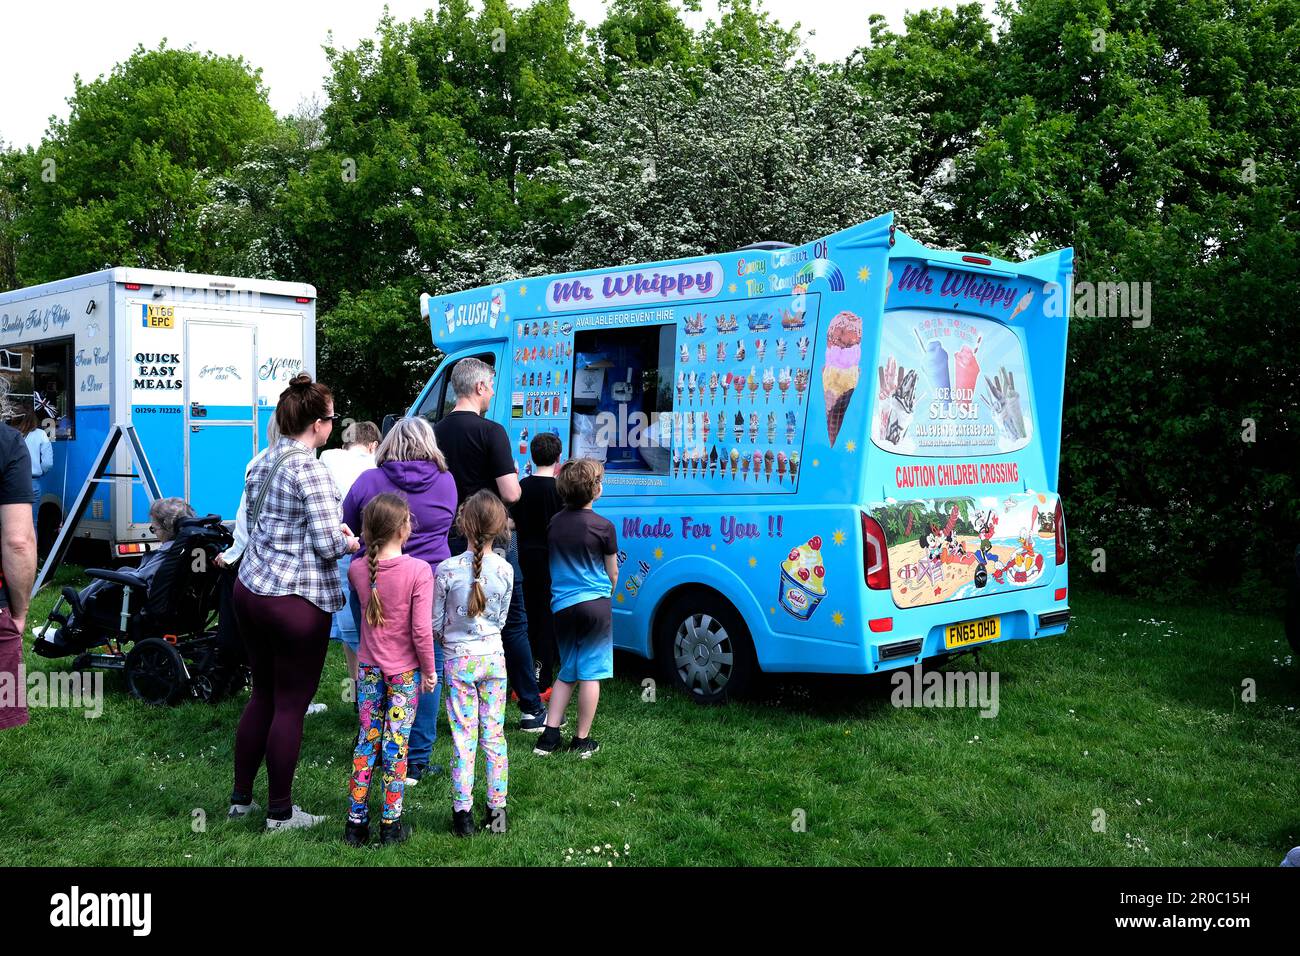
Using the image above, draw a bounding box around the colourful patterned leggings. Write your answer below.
[349,665,419,825]
[444,652,509,812]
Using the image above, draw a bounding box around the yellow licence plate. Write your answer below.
[945,615,1001,649]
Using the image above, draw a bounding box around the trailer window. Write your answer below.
[417,352,496,425]
[0,337,75,440]
[570,322,674,474]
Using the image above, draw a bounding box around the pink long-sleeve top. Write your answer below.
[348,554,436,677]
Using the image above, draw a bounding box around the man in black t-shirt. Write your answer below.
[433,357,545,729]
[0,422,37,731]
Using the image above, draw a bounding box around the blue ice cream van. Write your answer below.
[410,212,1072,702]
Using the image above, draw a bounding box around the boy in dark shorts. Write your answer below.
[533,458,618,758]
[512,433,564,696]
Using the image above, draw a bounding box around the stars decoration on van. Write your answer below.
[748,556,758,568]
[845,440,857,453]
[858,266,871,283]
[832,611,845,627]
[653,547,664,560]
[832,530,846,546]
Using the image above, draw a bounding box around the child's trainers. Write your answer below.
[533,725,564,756]
[344,819,370,847]
[227,799,260,820]
[452,810,476,838]
[379,818,411,846]
[568,736,601,759]
[482,807,508,834]
[265,805,327,832]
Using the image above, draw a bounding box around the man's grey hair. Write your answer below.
[149,497,196,542]
[450,357,494,399]
[375,416,447,471]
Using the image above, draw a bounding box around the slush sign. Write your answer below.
[546,262,723,312]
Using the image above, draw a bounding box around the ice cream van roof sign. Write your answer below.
[547,262,723,312]
[897,263,1023,311]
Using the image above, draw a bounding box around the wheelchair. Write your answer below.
[33,514,248,705]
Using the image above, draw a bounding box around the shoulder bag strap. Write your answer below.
[247,447,312,534]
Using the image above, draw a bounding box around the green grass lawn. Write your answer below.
[2,566,1296,866]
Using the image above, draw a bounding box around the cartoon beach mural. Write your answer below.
[872,493,1057,608]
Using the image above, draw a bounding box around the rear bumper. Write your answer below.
[867,605,1071,672]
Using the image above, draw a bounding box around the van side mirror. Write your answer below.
[381,413,399,437]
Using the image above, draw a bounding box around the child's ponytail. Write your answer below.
[455,490,508,619]
[360,493,411,629]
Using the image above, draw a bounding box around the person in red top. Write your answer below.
[343,493,436,847]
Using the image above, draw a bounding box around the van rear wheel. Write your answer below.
[656,593,756,704]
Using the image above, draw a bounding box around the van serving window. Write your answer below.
[570,323,674,475]
[0,337,75,440]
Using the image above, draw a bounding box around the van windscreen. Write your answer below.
[871,309,1032,457]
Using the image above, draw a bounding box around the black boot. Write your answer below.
[452,809,475,838]
[379,818,411,846]
[344,819,370,847]
[482,806,508,834]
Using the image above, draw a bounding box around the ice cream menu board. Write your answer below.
[871,309,1033,456]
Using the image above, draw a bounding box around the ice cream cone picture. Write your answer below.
[797,336,810,361]
[697,342,708,364]
[764,450,774,482]
[776,338,787,361]
[676,371,685,404]
[747,368,759,403]
[762,367,775,403]
[733,412,744,443]
[688,371,699,404]
[708,372,718,401]
[789,452,800,478]
[720,449,729,478]
[715,411,725,436]
[751,451,762,481]
[736,340,746,362]
[730,447,740,479]
[702,415,711,443]
[776,451,787,483]
[747,412,759,443]
[1008,291,1034,320]
[766,411,776,443]
[785,410,796,444]
[756,338,767,362]
[740,455,750,481]
[684,412,694,445]
[823,310,862,446]
[680,344,689,365]
[709,446,718,476]
[778,367,791,402]
[489,289,504,328]
[716,342,727,363]
[733,373,745,403]
[794,368,809,405]
[672,450,681,477]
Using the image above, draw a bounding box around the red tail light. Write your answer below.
[862,513,890,590]
[124,283,141,291]
[1054,498,1066,565]
[961,255,992,266]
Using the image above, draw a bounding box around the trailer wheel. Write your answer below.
[125,639,189,706]
[655,591,757,704]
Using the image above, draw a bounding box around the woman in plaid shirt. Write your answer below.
[229,374,360,832]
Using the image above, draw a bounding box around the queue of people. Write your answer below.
[225,365,619,844]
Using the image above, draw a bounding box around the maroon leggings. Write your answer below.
[232,580,330,816]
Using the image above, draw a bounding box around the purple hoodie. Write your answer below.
[342,460,457,571]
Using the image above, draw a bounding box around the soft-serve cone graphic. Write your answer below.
[822,311,862,446]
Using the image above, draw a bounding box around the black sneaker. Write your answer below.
[533,725,563,756]
[379,819,411,846]
[568,736,601,759]
[452,810,476,838]
[482,807,508,834]
[518,710,548,733]
[344,819,370,847]
[405,761,427,787]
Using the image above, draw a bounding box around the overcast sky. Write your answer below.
[1,0,997,149]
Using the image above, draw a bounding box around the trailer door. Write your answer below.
[184,321,257,517]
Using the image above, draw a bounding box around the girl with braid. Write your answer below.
[343,493,436,847]
[434,490,513,836]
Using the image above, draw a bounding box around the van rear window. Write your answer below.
[871,309,1031,457]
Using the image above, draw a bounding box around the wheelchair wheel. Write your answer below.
[125,639,189,706]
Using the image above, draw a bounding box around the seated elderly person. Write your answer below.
[74,497,196,609]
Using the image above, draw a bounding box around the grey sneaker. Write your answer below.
[305,702,329,716]
[228,800,260,820]
[265,805,327,832]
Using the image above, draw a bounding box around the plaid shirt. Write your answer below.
[237,437,349,612]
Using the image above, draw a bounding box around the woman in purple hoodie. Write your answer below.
[342,416,458,784]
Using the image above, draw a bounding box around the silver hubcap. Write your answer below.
[673,613,733,696]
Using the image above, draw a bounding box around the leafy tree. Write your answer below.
[12,43,279,283]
